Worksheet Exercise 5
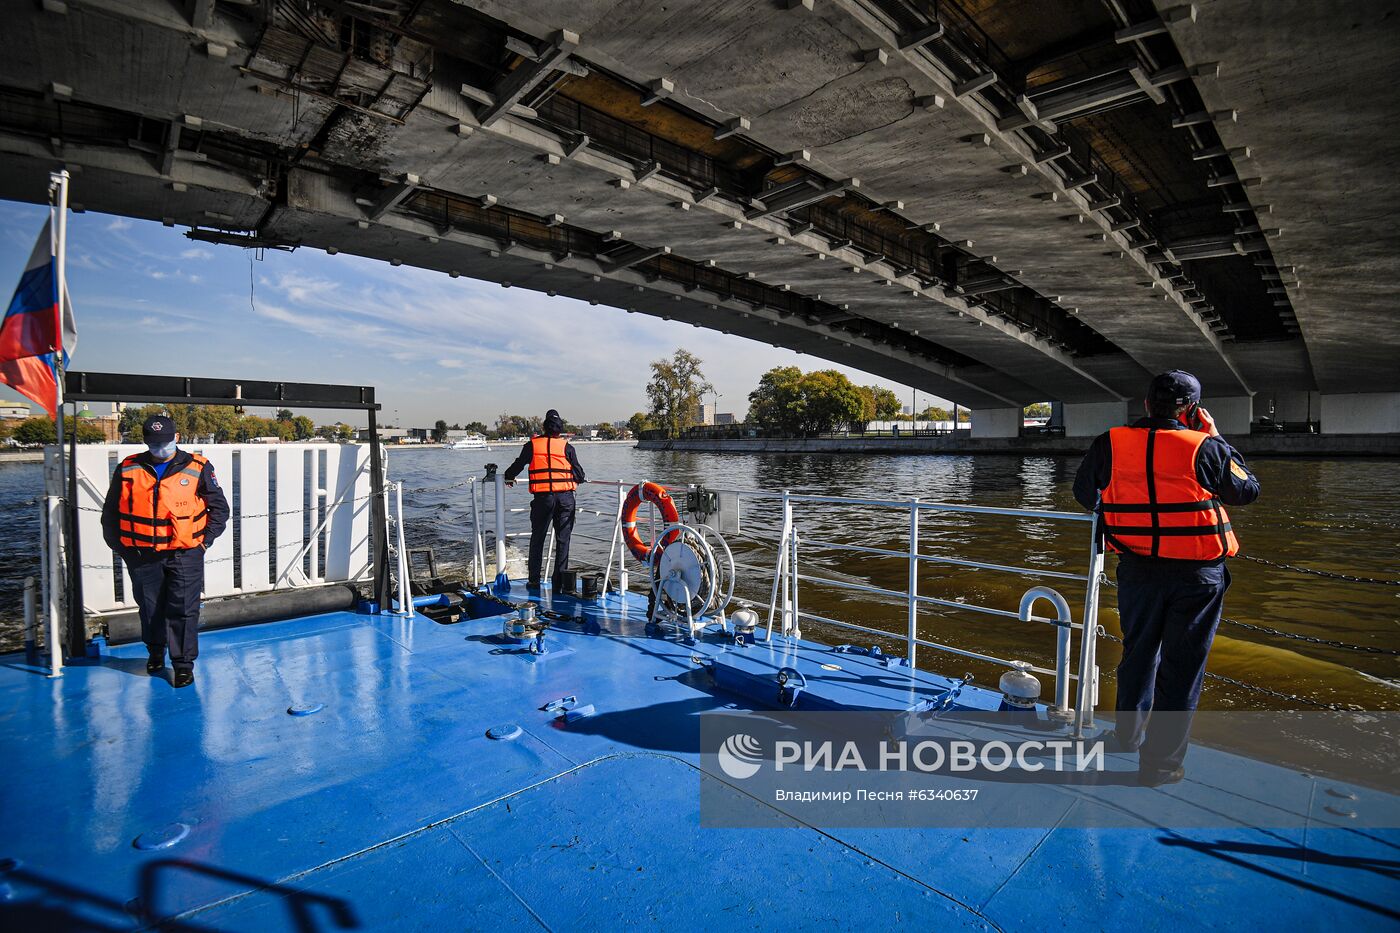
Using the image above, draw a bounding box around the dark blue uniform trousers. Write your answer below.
[528,491,576,584]
[128,548,205,672]
[1114,559,1230,773]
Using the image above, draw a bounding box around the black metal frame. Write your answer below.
[61,371,392,653]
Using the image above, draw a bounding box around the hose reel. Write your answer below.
[647,522,736,640]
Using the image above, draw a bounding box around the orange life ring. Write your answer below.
[621,482,681,562]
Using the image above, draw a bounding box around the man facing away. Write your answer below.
[102,415,229,687]
[503,409,585,589]
[1073,371,1260,786]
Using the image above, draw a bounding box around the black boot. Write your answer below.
[172,669,195,689]
[1138,766,1185,787]
[147,649,165,676]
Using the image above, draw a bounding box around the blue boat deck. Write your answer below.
[1,587,1396,931]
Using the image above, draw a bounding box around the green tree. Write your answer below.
[747,367,866,434]
[626,412,653,437]
[867,386,902,421]
[746,366,805,433]
[13,416,105,445]
[797,370,866,434]
[646,349,713,438]
[463,421,489,435]
[317,422,355,441]
[596,423,620,440]
[292,415,315,440]
[1024,402,1052,419]
[14,417,53,445]
[121,404,169,442]
[275,408,294,422]
[922,405,951,421]
[433,419,449,442]
[495,413,543,438]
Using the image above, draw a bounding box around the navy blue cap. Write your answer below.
[142,415,176,443]
[1147,370,1201,407]
[543,409,564,434]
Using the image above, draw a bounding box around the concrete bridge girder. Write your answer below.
[454,0,1251,395]
[1,0,1124,408]
[1,2,331,150]
[357,111,1123,404]
[1157,0,1400,396]
[0,126,1020,409]
[270,171,1034,408]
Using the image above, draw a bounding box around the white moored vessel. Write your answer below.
[443,433,489,450]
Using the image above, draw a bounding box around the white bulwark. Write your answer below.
[53,444,373,615]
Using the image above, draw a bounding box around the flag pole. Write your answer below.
[49,170,70,666]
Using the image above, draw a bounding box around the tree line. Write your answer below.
[636,349,911,437]
[637,348,998,438]
[113,405,355,442]
[0,405,360,446]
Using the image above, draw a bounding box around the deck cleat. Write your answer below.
[776,666,807,708]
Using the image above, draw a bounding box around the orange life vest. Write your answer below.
[527,436,576,493]
[1100,426,1239,560]
[116,452,211,550]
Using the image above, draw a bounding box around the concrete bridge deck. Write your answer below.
[0,0,1394,434]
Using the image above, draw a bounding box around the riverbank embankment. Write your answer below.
[638,433,1400,457]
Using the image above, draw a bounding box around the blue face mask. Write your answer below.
[147,441,177,461]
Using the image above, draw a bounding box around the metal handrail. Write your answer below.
[490,474,1106,731]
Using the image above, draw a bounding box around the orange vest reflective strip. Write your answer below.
[117,453,211,550]
[527,436,576,493]
[1100,427,1239,560]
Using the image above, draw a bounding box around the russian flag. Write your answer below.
[0,219,76,418]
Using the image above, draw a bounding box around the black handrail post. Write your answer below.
[366,401,392,612]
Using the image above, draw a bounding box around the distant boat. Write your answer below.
[443,433,489,450]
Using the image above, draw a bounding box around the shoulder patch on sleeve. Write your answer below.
[1229,460,1249,481]
[206,466,218,488]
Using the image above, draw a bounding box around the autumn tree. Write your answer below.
[646,349,712,438]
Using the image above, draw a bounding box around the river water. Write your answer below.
[2,445,1396,710]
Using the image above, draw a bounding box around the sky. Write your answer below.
[0,198,951,428]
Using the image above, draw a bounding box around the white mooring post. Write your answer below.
[493,468,508,590]
[393,481,411,615]
[45,495,64,677]
[907,499,920,667]
[1075,513,1107,734]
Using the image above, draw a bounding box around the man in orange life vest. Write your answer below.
[101,415,229,688]
[1074,371,1259,786]
[503,409,585,588]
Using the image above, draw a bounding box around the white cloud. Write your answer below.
[437,359,466,369]
[106,218,132,232]
[180,248,213,260]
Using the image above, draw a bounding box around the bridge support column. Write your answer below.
[970,408,1020,438]
[1259,390,1319,423]
[1320,393,1400,434]
[1200,396,1253,435]
[1062,401,1128,437]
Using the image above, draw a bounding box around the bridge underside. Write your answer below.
[0,0,1394,430]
